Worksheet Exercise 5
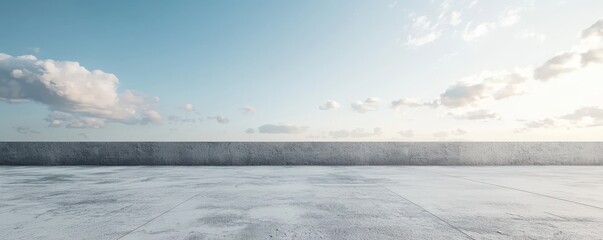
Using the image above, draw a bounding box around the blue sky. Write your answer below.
[1,0,603,141]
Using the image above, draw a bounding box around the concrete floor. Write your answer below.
[1,166,602,240]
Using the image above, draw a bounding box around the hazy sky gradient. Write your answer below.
[1,0,603,141]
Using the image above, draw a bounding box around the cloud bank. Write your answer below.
[0,53,161,128]
[394,18,603,113]
[534,19,603,81]
[517,106,603,132]
[562,106,603,127]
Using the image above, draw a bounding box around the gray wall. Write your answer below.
[0,142,602,165]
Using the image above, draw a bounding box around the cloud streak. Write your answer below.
[517,106,603,132]
[241,106,256,114]
[258,124,308,134]
[462,8,521,42]
[534,19,603,80]
[208,116,229,124]
[14,126,41,135]
[562,106,603,127]
[433,128,467,138]
[449,109,499,120]
[393,18,603,113]
[351,98,380,113]
[329,128,382,139]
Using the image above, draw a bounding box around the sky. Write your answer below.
[1,0,603,141]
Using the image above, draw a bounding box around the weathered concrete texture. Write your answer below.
[1,166,602,240]
[1,142,603,165]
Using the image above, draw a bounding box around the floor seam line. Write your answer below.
[114,169,245,240]
[458,177,603,210]
[408,167,603,211]
[349,169,476,240]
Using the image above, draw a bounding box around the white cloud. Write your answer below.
[392,98,421,107]
[450,11,462,26]
[390,70,528,110]
[351,97,380,113]
[403,1,483,46]
[534,19,603,80]
[437,70,529,108]
[0,53,161,127]
[427,19,603,109]
[533,52,581,80]
[581,19,603,39]
[439,82,487,108]
[411,15,433,29]
[62,117,106,128]
[258,124,308,134]
[462,9,521,42]
[398,129,414,137]
[462,22,493,41]
[394,18,603,112]
[11,69,23,78]
[404,12,445,47]
[520,118,557,131]
[515,30,547,42]
[145,110,162,124]
[319,100,340,110]
[329,128,382,139]
[433,128,467,138]
[581,48,603,66]
[46,111,106,128]
[404,13,443,47]
[406,31,442,46]
[245,128,256,134]
[208,116,229,124]
[561,106,603,127]
[517,106,603,132]
[449,109,499,120]
[493,83,525,100]
[497,9,521,27]
[241,106,256,114]
[185,103,194,111]
[487,72,529,100]
[391,98,423,109]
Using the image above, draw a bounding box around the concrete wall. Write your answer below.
[0,142,602,165]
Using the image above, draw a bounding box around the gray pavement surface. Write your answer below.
[1,166,602,239]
